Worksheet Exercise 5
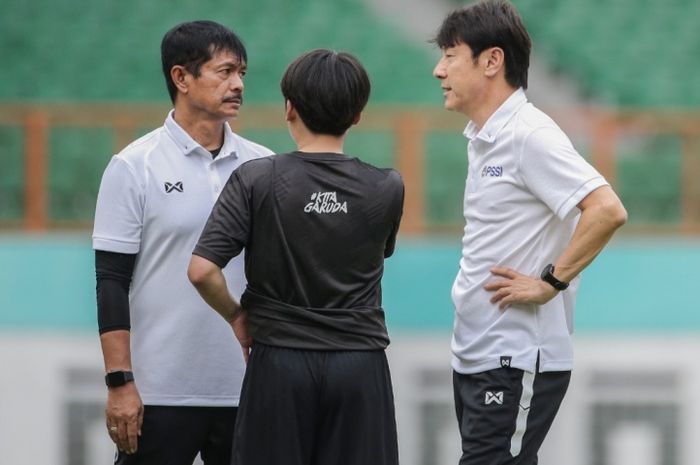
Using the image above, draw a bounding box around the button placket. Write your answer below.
[207,160,222,198]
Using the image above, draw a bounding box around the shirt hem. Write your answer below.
[93,237,140,254]
[192,246,229,269]
[451,357,535,374]
[538,359,573,372]
[451,353,572,374]
[556,177,609,220]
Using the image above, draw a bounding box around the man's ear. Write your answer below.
[171,65,189,95]
[352,112,362,126]
[285,100,297,122]
[483,47,505,78]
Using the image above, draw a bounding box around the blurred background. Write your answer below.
[1,0,699,464]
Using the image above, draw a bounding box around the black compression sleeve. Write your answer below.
[95,250,137,334]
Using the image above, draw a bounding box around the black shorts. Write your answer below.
[114,405,237,465]
[453,363,570,465]
[233,343,399,465]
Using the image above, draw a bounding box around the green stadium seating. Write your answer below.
[0,0,446,223]
[1,0,697,226]
[511,0,700,107]
[0,0,438,104]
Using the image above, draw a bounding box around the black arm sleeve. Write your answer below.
[95,250,137,334]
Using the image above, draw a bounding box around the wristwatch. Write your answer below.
[105,370,134,388]
[540,264,569,291]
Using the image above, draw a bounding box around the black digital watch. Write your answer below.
[105,370,134,388]
[540,264,569,291]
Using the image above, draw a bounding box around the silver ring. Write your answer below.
[109,426,118,432]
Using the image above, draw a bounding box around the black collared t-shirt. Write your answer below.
[193,151,404,350]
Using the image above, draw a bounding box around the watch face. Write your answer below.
[540,265,551,280]
[541,264,568,290]
[541,264,555,280]
[105,371,133,387]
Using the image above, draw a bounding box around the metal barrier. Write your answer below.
[1,103,699,234]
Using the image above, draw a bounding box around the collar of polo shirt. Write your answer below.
[463,88,528,144]
[164,110,238,159]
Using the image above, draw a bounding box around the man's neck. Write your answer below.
[172,106,227,151]
[295,133,345,154]
[467,84,518,130]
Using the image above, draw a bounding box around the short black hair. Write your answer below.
[280,49,371,136]
[433,0,531,89]
[161,20,247,103]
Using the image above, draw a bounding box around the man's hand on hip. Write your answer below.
[484,266,558,310]
[231,310,252,363]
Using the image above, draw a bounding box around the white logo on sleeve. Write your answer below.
[485,391,504,405]
[304,191,348,214]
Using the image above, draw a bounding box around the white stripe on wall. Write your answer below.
[510,370,536,457]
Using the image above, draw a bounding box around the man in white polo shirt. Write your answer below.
[92,21,272,465]
[432,1,627,464]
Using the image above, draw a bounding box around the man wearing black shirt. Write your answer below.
[188,49,403,465]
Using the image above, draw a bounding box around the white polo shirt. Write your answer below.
[93,111,273,406]
[451,88,608,375]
